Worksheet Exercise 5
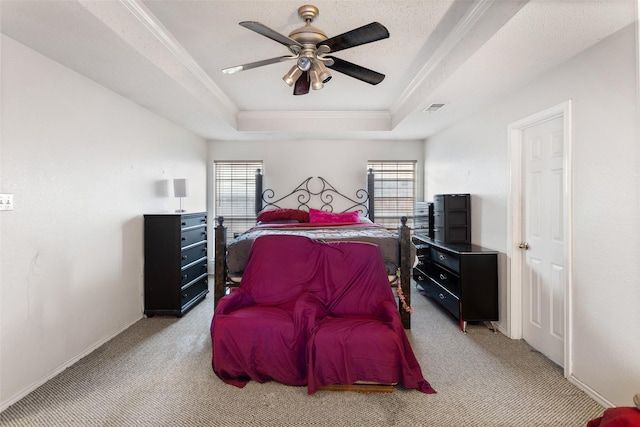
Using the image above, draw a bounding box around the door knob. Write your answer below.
[518,242,530,250]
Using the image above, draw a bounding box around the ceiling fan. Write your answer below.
[222,4,389,96]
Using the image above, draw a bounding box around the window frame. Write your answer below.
[213,161,263,242]
[367,160,417,230]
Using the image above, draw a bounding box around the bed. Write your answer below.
[213,169,415,328]
[211,234,435,394]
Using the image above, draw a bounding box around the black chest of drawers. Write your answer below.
[144,212,208,317]
[412,234,498,332]
[433,194,471,243]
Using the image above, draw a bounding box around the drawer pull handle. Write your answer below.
[439,254,446,261]
[418,260,424,266]
[439,293,446,300]
[440,273,447,280]
[181,222,187,226]
[417,275,424,281]
[182,274,188,280]
[182,237,187,241]
[182,255,188,261]
[183,293,188,299]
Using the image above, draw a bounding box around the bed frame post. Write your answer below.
[255,169,263,215]
[367,168,375,222]
[399,216,412,329]
[214,216,227,305]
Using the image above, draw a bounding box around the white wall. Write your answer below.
[208,139,425,213]
[0,35,208,409]
[424,24,639,407]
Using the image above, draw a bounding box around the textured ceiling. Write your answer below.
[1,0,637,141]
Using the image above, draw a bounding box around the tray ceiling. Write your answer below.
[1,0,636,141]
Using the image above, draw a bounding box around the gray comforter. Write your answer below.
[225,223,414,277]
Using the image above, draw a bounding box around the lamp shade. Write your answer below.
[173,178,188,198]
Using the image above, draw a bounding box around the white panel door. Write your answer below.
[521,116,565,367]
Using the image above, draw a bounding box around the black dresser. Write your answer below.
[144,212,209,317]
[413,234,498,332]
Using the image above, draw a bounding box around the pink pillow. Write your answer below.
[257,208,309,223]
[308,208,360,224]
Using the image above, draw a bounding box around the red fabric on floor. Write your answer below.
[587,407,640,427]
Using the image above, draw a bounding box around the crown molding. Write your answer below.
[114,0,238,119]
[389,0,529,130]
[390,0,494,117]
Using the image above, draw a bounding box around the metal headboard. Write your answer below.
[254,169,375,221]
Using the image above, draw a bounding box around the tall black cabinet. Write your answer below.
[144,212,209,317]
[433,193,471,243]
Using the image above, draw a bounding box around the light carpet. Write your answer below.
[0,283,604,426]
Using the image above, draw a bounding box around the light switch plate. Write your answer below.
[0,194,14,211]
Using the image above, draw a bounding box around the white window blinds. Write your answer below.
[214,161,262,242]
[367,161,416,229]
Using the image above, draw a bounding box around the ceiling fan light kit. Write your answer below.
[222,4,389,96]
[309,67,323,90]
[283,65,303,86]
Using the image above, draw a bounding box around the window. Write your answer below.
[214,161,262,243]
[367,161,416,229]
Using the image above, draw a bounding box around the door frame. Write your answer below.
[507,100,572,375]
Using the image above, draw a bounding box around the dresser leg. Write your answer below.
[461,320,467,333]
[488,321,497,333]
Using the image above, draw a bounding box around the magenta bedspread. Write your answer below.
[210,235,435,394]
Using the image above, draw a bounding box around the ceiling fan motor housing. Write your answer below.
[289,4,327,45]
[288,24,327,45]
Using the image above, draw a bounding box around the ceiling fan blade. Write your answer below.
[240,21,303,53]
[319,22,389,53]
[293,71,310,95]
[222,55,296,74]
[326,56,385,85]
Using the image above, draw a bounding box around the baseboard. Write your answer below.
[0,315,142,412]
[568,373,613,409]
